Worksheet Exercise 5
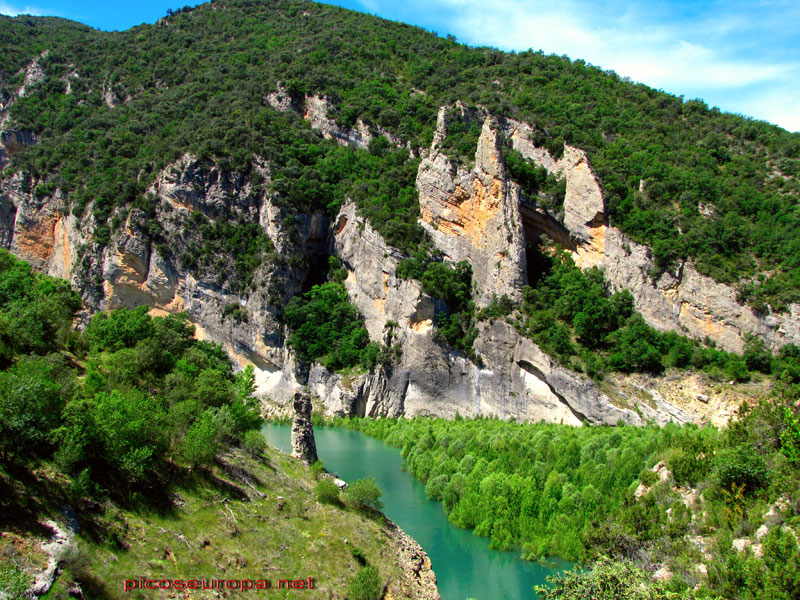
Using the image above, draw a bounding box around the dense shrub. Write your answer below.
[315,478,340,505]
[535,557,678,600]
[342,477,384,513]
[284,283,374,371]
[716,444,770,492]
[0,253,262,491]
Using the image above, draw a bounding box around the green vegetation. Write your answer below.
[348,565,383,600]
[0,249,261,494]
[332,382,800,599]
[536,557,692,600]
[181,219,276,294]
[438,107,483,166]
[3,0,799,310]
[508,245,800,382]
[503,142,566,213]
[342,477,384,513]
[284,282,381,371]
[0,250,409,598]
[397,257,477,356]
[315,477,341,505]
[1,444,409,599]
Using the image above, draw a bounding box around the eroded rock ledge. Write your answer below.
[382,518,440,600]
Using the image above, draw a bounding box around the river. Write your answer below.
[261,423,572,600]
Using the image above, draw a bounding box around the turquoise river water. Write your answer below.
[261,424,572,600]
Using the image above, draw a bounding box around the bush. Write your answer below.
[310,460,326,479]
[347,566,382,600]
[242,430,267,457]
[665,447,708,487]
[0,357,66,462]
[181,411,219,467]
[315,478,340,505]
[342,477,383,512]
[536,556,676,600]
[425,473,449,501]
[716,444,769,492]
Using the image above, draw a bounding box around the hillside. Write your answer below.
[1,0,800,427]
[1,4,800,597]
[2,0,799,306]
[1,0,799,432]
[0,250,437,599]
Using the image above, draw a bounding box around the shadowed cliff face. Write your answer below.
[499,116,800,355]
[0,89,796,427]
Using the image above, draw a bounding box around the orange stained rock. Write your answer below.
[420,176,503,249]
[573,224,607,269]
[14,213,59,262]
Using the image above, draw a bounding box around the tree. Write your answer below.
[284,283,372,370]
[342,477,383,512]
[535,557,688,599]
[84,305,154,352]
[181,410,219,467]
[0,358,65,463]
[193,369,235,408]
[93,389,167,481]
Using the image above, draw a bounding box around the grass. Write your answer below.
[3,445,409,599]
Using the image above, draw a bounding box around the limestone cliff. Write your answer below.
[0,90,790,428]
[501,117,800,353]
[417,104,526,305]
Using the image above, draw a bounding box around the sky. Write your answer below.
[1,0,798,132]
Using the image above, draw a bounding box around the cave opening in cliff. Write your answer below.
[300,250,332,292]
[519,201,575,285]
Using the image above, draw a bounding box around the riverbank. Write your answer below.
[0,446,439,599]
[262,423,573,600]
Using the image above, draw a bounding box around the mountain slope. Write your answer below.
[1,0,799,425]
[2,0,799,308]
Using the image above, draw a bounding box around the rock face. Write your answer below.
[417,105,526,305]
[268,201,655,426]
[501,118,800,353]
[2,89,795,428]
[290,391,318,464]
[383,518,440,600]
[266,83,413,153]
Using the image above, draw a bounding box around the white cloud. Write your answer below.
[0,2,52,17]
[427,0,800,132]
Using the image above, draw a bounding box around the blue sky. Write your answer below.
[2,0,798,132]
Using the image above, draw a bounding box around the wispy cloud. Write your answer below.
[0,2,54,17]
[349,0,800,131]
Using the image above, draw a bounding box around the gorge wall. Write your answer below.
[1,73,796,426]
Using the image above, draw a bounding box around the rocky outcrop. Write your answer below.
[27,508,78,598]
[503,118,605,243]
[1,88,790,428]
[290,391,318,464]
[0,153,318,380]
[503,117,800,353]
[265,84,413,153]
[732,495,796,559]
[1,53,46,167]
[417,105,526,305]
[264,201,682,426]
[382,518,440,600]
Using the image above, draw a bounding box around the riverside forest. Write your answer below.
[1,0,799,599]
